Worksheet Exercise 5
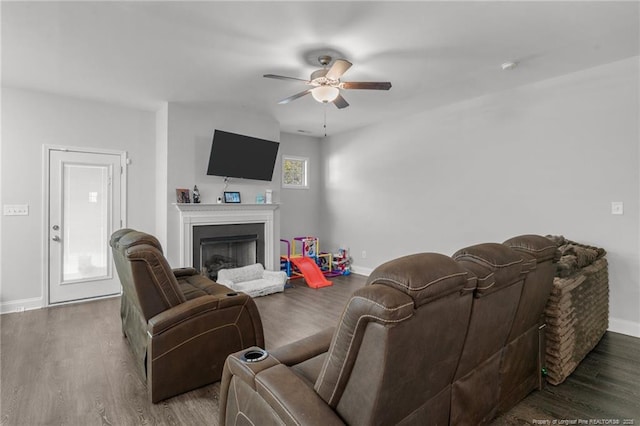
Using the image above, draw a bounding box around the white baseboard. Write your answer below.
[608,317,640,338]
[351,264,374,277]
[0,296,43,315]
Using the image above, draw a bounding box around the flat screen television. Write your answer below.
[206,130,280,181]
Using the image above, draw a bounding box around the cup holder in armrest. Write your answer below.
[241,348,268,363]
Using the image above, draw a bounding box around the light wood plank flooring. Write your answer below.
[1,274,638,425]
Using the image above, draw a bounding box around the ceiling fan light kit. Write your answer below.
[311,85,340,103]
[264,55,392,109]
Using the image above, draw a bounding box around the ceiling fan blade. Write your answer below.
[277,89,312,104]
[264,74,310,83]
[341,81,392,90]
[326,59,353,80]
[333,93,349,109]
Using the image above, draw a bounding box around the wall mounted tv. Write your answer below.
[207,130,280,181]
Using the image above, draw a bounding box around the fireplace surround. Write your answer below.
[175,203,278,272]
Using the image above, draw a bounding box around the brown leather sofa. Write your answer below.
[220,252,477,425]
[450,235,558,424]
[218,235,557,425]
[451,242,530,424]
[110,229,264,403]
[499,235,558,411]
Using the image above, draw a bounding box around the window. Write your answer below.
[282,156,308,189]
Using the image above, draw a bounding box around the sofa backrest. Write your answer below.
[497,234,558,411]
[503,234,558,340]
[451,242,527,425]
[110,229,186,320]
[314,253,476,425]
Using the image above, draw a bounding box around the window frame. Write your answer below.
[282,155,309,189]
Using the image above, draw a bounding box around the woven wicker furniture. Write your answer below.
[544,236,608,385]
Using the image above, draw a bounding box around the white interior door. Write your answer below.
[49,149,123,304]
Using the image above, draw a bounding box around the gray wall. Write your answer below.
[0,87,156,310]
[157,102,282,266]
[320,57,640,335]
[2,58,638,336]
[279,132,323,248]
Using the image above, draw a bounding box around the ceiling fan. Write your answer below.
[264,55,392,109]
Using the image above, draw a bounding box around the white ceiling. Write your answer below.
[2,1,638,136]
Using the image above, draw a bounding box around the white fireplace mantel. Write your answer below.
[174,203,279,270]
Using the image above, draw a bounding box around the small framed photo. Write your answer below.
[176,188,191,203]
[224,191,241,203]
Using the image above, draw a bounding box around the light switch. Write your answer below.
[611,202,624,215]
[3,204,29,216]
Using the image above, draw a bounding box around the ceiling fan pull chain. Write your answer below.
[324,105,328,137]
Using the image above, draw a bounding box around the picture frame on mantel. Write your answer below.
[223,191,241,203]
[176,188,191,203]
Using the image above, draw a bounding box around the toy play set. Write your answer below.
[280,237,351,289]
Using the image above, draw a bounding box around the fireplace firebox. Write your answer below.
[192,224,265,280]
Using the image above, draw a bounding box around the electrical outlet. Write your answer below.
[611,202,624,215]
[3,204,29,216]
[16,306,25,313]
[362,250,367,259]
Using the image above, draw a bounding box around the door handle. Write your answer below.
[52,236,61,242]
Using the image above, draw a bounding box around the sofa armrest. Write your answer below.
[172,267,197,278]
[262,269,288,282]
[255,364,345,425]
[148,293,244,335]
[269,327,335,366]
[216,278,235,287]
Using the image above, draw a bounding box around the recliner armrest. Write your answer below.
[255,364,345,425]
[172,267,197,278]
[270,327,335,366]
[148,293,246,335]
[224,347,280,391]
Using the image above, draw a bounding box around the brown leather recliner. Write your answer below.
[451,243,528,425]
[498,235,558,412]
[219,253,477,425]
[449,236,558,425]
[110,229,264,403]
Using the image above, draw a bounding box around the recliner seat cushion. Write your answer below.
[178,274,231,300]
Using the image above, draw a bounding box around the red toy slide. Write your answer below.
[290,257,333,289]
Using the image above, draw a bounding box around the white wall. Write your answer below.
[321,57,640,336]
[156,106,324,268]
[3,59,638,336]
[278,132,323,252]
[155,103,169,248]
[0,88,156,311]
[158,102,282,267]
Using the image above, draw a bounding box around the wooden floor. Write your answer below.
[1,274,638,425]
